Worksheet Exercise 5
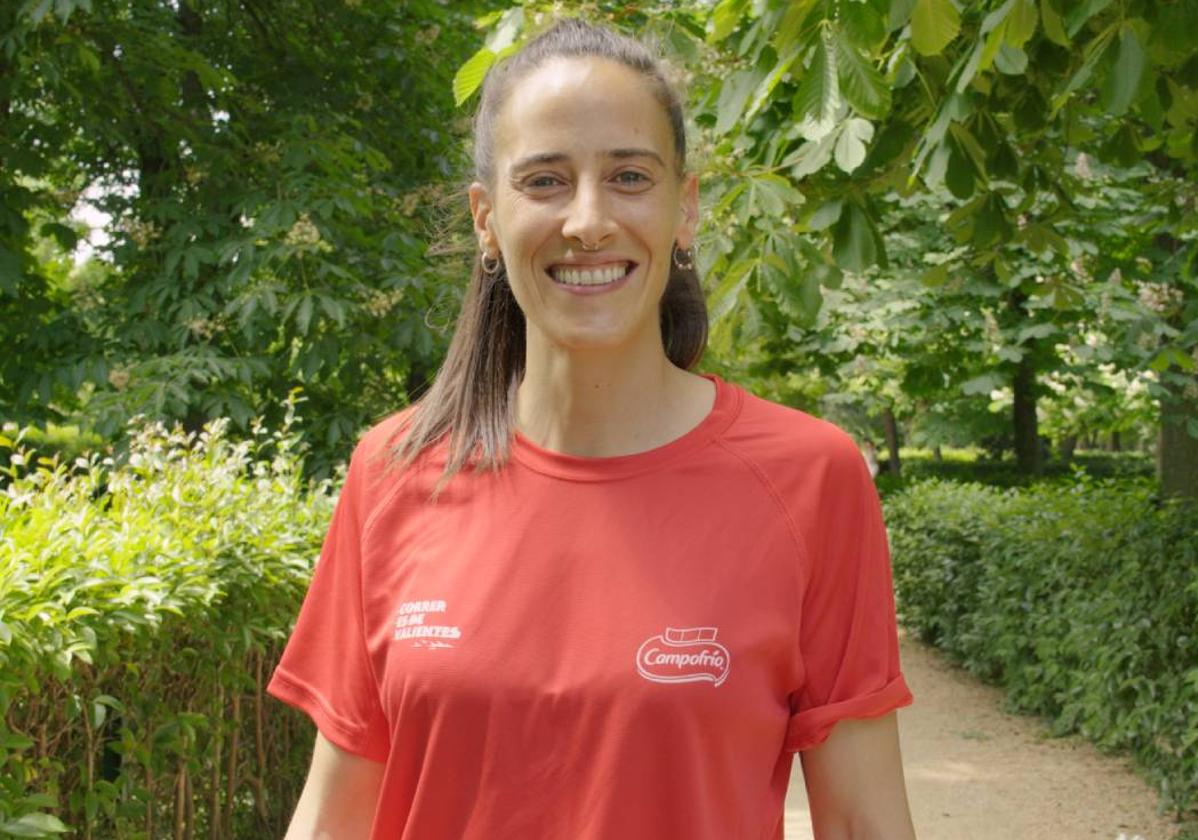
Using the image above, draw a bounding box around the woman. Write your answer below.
[268,19,916,839]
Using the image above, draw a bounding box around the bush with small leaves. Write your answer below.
[0,398,335,838]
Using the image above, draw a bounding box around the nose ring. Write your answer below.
[579,241,599,252]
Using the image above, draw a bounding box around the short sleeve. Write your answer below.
[784,436,913,752]
[266,443,391,762]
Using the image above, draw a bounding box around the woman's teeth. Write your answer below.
[552,264,629,286]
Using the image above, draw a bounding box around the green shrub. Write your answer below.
[0,404,333,838]
[886,477,1198,819]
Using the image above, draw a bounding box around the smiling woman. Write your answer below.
[267,18,917,840]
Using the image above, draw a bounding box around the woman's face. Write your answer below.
[470,56,698,356]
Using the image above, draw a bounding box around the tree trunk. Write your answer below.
[882,407,902,477]
[1012,350,1042,474]
[932,444,943,462]
[1158,374,1198,504]
[1059,434,1078,463]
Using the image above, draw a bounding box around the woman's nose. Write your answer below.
[560,181,615,246]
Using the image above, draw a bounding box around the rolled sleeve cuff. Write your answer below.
[266,668,390,763]
[785,673,914,752]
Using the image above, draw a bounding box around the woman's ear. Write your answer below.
[469,182,499,255]
[675,172,699,251]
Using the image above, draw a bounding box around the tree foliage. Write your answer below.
[1,0,496,474]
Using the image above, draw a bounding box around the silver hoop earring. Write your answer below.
[672,245,694,271]
[481,252,502,275]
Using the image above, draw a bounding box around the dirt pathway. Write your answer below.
[783,630,1183,839]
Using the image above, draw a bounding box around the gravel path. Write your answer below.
[783,630,1183,839]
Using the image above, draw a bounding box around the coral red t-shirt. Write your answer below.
[267,374,912,839]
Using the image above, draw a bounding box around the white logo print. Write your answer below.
[635,627,731,687]
[393,599,461,647]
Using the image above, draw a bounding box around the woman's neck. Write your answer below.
[515,337,713,458]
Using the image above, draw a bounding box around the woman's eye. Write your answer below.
[615,171,649,185]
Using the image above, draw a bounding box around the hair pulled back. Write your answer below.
[392,18,708,490]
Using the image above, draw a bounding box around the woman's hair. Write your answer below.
[391,18,708,491]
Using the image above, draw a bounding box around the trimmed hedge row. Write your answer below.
[0,411,331,838]
[885,476,1198,819]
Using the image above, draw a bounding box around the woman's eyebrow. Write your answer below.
[607,147,665,167]
[509,147,666,174]
[510,152,569,173]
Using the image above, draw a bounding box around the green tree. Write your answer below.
[2,0,496,473]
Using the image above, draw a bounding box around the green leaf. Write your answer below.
[751,173,804,216]
[1005,0,1038,47]
[910,0,961,56]
[1018,223,1068,254]
[296,296,313,336]
[972,193,1012,248]
[840,1,887,49]
[994,44,1028,74]
[708,258,755,322]
[708,0,747,43]
[54,0,79,24]
[716,68,760,135]
[889,0,918,31]
[962,373,1005,395]
[453,48,496,107]
[807,200,844,231]
[0,813,69,837]
[1150,347,1197,373]
[1100,26,1145,117]
[1100,123,1141,167]
[834,118,874,173]
[1064,0,1114,38]
[25,0,53,25]
[745,43,802,123]
[832,203,879,272]
[945,140,976,199]
[1051,24,1115,114]
[954,26,1003,94]
[922,264,949,287]
[798,272,823,321]
[1017,322,1058,343]
[835,33,891,119]
[1040,0,1069,44]
[1,733,34,750]
[793,28,840,125]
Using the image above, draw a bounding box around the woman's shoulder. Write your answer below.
[718,385,878,516]
[725,385,861,466]
[340,405,430,500]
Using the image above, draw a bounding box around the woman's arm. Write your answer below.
[799,711,917,839]
[283,731,386,840]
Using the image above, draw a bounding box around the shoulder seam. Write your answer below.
[712,437,810,622]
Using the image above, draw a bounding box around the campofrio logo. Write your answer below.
[635,627,731,687]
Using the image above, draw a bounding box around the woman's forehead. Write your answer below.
[495,56,674,168]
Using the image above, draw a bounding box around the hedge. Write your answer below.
[0,408,332,838]
[885,475,1198,820]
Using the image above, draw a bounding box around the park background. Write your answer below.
[0,0,1195,837]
